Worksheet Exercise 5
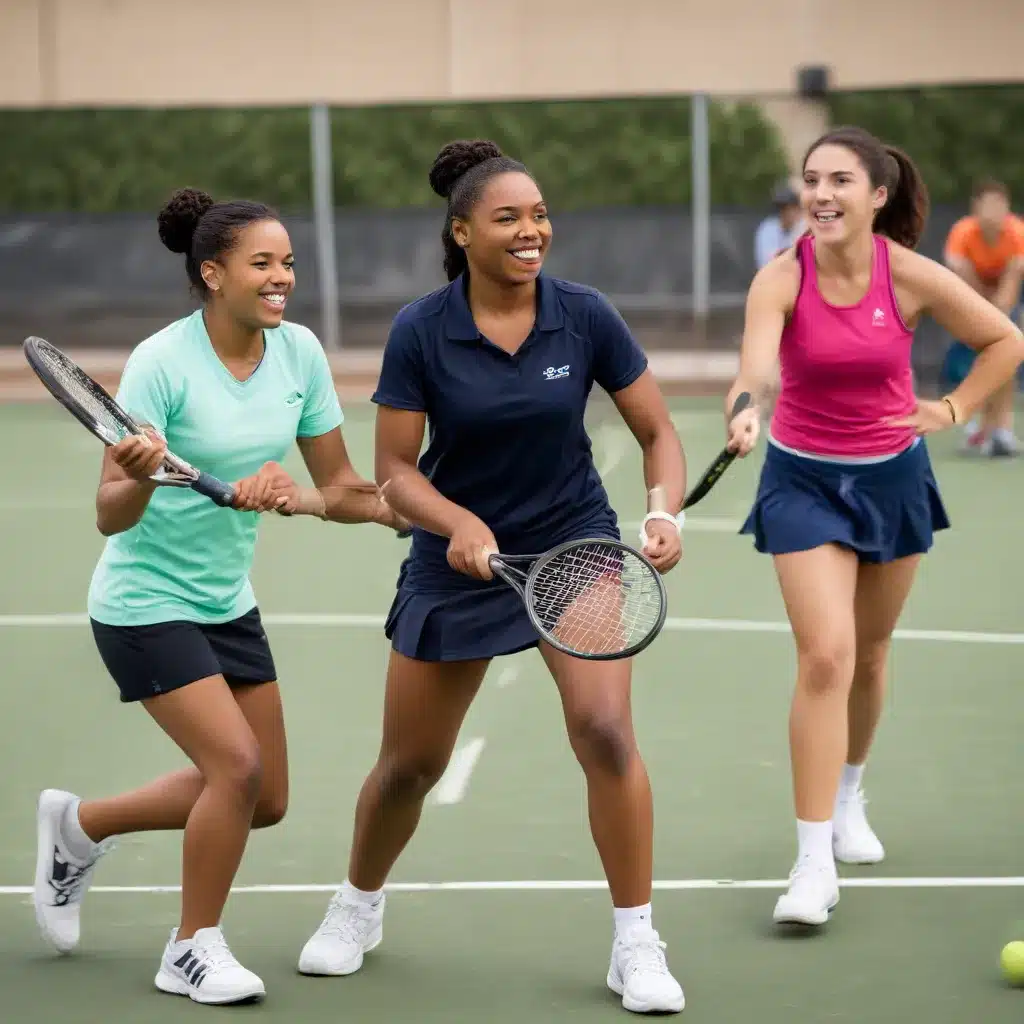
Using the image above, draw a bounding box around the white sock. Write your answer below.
[613,902,654,938]
[60,799,96,861]
[838,763,864,800]
[343,880,383,907]
[796,819,834,867]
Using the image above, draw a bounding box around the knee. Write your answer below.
[797,641,855,697]
[208,744,263,806]
[377,753,448,803]
[566,709,635,777]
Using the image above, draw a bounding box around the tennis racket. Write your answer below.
[486,537,667,660]
[23,336,236,508]
[680,390,751,509]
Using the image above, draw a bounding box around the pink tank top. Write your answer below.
[770,234,917,457]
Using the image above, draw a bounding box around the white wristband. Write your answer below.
[639,510,684,546]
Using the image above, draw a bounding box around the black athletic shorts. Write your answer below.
[90,608,277,703]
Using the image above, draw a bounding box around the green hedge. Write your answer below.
[827,85,1024,204]
[0,99,788,213]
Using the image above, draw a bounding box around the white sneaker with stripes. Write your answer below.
[33,788,114,954]
[154,926,265,1004]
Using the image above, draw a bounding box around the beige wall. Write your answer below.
[2,0,1021,108]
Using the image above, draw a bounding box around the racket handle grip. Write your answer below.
[192,472,236,508]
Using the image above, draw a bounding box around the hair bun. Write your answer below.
[428,140,503,199]
[157,187,215,254]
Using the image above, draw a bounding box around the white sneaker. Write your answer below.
[154,926,265,1004]
[606,925,685,1014]
[297,888,385,975]
[772,857,840,926]
[33,789,114,954]
[833,788,885,864]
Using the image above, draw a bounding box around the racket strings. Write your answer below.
[530,542,662,656]
[40,349,129,444]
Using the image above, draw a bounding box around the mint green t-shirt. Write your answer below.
[87,310,343,626]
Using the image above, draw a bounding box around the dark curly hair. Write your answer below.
[428,140,534,281]
[803,126,929,250]
[157,188,279,296]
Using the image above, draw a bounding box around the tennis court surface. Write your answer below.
[1,396,1022,1022]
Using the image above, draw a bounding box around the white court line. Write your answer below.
[431,737,487,806]
[1,877,1021,896]
[4,612,1024,645]
[495,666,520,688]
[595,424,630,479]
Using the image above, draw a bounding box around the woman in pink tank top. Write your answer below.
[723,126,1024,930]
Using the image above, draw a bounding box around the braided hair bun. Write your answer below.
[428,140,504,200]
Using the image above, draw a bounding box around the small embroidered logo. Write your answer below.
[542,365,570,381]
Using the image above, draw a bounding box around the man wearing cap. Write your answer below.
[754,184,806,269]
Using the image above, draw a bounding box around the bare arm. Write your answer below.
[96,455,159,536]
[609,369,686,514]
[898,248,1024,421]
[95,430,168,536]
[993,257,1024,316]
[725,257,798,418]
[373,406,481,539]
[944,253,984,291]
[293,428,400,527]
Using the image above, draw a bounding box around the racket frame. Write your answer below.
[489,537,668,661]
[23,336,237,508]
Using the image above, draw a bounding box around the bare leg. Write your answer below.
[78,681,289,840]
[540,644,651,908]
[347,652,488,891]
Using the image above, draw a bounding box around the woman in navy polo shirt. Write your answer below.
[298,141,688,1014]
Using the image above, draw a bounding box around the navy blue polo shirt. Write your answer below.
[372,271,648,582]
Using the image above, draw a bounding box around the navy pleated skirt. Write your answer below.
[386,513,621,663]
[740,438,950,562]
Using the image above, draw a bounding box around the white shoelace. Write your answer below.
[318,894,375,943]
[619,930,670,978]
[192,933,242,971]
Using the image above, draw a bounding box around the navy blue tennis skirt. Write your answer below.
[385,513,620,663]
[739,439,950,562]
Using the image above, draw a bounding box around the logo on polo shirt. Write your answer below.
[284,390,303,405]
[543,364,570,380]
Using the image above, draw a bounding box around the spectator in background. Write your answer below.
[942,179,1024,456]
[754,184,806,269]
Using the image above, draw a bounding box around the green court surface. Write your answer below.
[1,397,1023,1022]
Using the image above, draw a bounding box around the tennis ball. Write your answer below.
[1000,941,1024,986]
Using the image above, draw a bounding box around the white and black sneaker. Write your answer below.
[155,926,266,1004]
[33,789,114,954]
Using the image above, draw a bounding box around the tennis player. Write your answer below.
[724,126,1024,927]
[32,187,405,1003]
[297,140,687,1013]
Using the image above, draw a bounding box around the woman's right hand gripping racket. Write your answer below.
[23,336,237,508]
[487,538,668,661]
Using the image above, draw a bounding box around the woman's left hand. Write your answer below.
[885,399,956,436]
[234,461,298,512]
[641,518,682,574]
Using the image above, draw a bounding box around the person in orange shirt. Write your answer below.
[943,179,1024,456]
